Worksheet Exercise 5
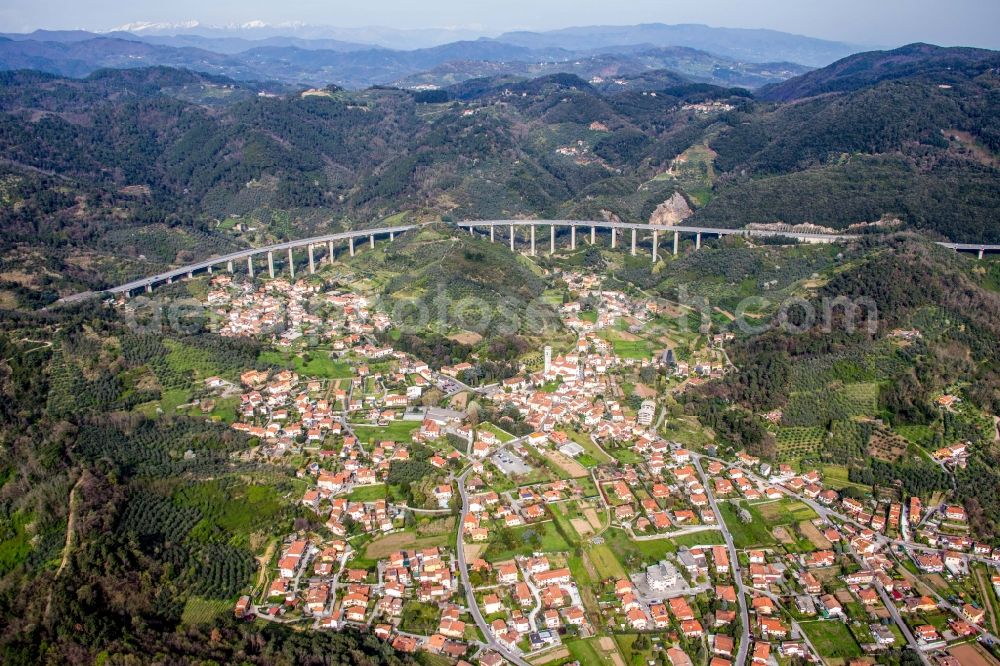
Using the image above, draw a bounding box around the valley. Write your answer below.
[0,15,998,666]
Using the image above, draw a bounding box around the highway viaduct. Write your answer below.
[64,220,1000,301]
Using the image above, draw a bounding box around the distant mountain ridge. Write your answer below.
[0,21,877,89]
[0,33,811,89]
[2,22,862,64]
[493,23,863,67]
[759,42,1000,100]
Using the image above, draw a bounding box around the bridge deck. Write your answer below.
[107,225,417,293]
[66,220,999,299]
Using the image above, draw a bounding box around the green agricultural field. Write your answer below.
[549,503,581,545]
[782,381,882,427]
[652,142,718,207]
[614,633,657,666]
[601,528,678,570]
[798,620,862,661]
[819,464,873,492]
[258,350,354,379]
[180,596,232,626]
[381,211,410,225]
[755,498,818,525]
[348,483,388,502]
[564,638,606,666]
[588,544,627,579]
[719,502,777,548]
[660,416,714,449]
[358,529,454,566]
[607,447,643,464]
[478,422,515,443]
[609,338,652,360]
[838,382,880,413]
[175,480,285,544]
[669,530,726,549]
[352,420,421,444]
[164,340,229,381]
[565,429,613,464]
[0,511,32,575]
[400,600,440,635]
[894,424,936,448]
[775,426,826,460]
[205,396,240,423]
[484,522,571,561]
[163,387,193,409]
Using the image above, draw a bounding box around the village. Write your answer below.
[174,270,1000,666]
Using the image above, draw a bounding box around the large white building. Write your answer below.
[646,560,678,591]
[637,399,656,426]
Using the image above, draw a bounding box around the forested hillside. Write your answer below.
[0,43,998,310]
[686,235,1000,541]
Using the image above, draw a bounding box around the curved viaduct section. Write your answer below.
[77,220,998,300]
[81,225,418,300]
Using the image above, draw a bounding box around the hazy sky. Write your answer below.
[2,0,999,49]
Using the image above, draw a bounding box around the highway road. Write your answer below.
[57,219,999,303]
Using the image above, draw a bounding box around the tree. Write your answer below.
[421,388,443,407]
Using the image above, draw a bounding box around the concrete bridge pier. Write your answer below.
[490,226,495,242]
[288,248,295,278]
[349,237,355,257]
[631,228,636,256]
[550,225,555,255]
[308,244,315,274]
[369,234,375,249]
[980,248,985,260]
[571,225,576,250]
[145,284,152,293]
[328,241,335,265]
[390,231,395,242]
[227,261,233,273]
[673,231,679,256]
[530,224,536,256]
[696,233,702,250]
[510,225,515,252]
[247,255,254,278]
[652,230,658,262]
[590,225,596,245]
[268,251,275,278]
[187,271,193,279]
[166,277,172,284]
[207,265,213,275]
[611,227,617,249]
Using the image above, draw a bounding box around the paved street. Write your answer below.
[692,454,751,666]
[456,445,532,666]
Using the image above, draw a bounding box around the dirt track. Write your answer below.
[571,518,594,537]
[583,507,603,530]
[974,565,1000,635]
[547,450,588,478]
[530,646,569,665]
[799,520,833,549]
[598,636,626,666]
[949,642,1000,666]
